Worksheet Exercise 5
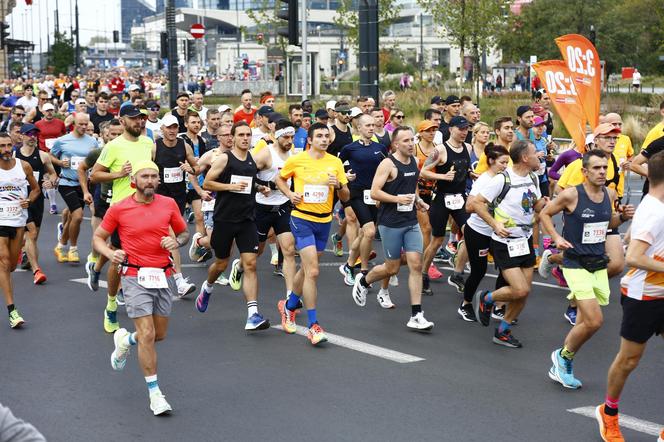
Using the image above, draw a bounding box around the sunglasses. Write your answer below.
[14,113,25,117]
[149,107,160,112]
[337,111,351,115]
[394,115,404,119]
[24,131,39,137]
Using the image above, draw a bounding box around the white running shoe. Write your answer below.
[407,312,434,331]
[352,275,368,306]
[215,272,229,286]
[389,275,399,287]
[188,232,203,261]
[110,328,130,371]
[538,249,555,278]
[377,288,395,309]
[177,277,196,298]
[149,392,172,416]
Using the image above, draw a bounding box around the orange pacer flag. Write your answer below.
[556,34,601,129]
[532,60,587,150]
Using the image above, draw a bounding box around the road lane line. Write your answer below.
[71,278,108,289]
[273,325,425,363]
[568,406,663,436]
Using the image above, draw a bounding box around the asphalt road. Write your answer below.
[2,179,662,442]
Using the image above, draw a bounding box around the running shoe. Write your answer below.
[548,348,582,389]
[406,312,434,331]
[277,299,297,334]
[184,207,193,224]
[67,249,80,264]
[389,274,399,287]
[542,236,553,250]
[8,309,24,328]
[433,248,453,264]
[564,305,577,326]
[658,429,663,442]
[229,259,244,291]
[86,253,98,264]
[352,275,369,307]
[339,263,355,286]
[307,323,328,345]
[270,252,279,266]
[330,233,344,256]
[594,404,624,442]
[176,277,196,298]
[111,328,131,371]
[116,290,126,306]
[421,273,433,296]
[198,248,213,262]
[492,328,522,348]
[491,305,506,321]
[457,302,477,322]
[86,261,100,291]
[428,263,443,280]
[49,203,58,215]
[445,241,458,255]
[245,313,270,331]
[56,222,63,242]
[447,273,465,293]
[377,289,395,309]
[538,249,555,278]
[215,272,229,286]
[552,267,568,287]
[196,285,212,313]
[149,392,172,416]
[53,245,68,263]
[33,269,47,285]
[273,265,284,277]
[20,251,30,270]
[103,309,119,333]
[472,290,492,327]
[188,232,204,261]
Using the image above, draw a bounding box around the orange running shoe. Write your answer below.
[277,299,297,334]
[595,405,624,442]
[428,263,443,280]
[658,429,663,442]
[307,323,328,346]
[33,269,47,285]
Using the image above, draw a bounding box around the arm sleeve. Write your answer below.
[474,154,489,175]
[96,145,114,169]
[99,205,119,234]
[631,209,656,245]
[279,156,296,179]
[547,153,567,180]
[338,145,349,162]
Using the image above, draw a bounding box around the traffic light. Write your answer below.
[113,30,119,43]
[186,39,195,61]
[160,32,168,58]
[277,0,299,46]
[0,22,9,49]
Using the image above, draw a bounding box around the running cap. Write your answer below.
[132,160,159,177]
[161,114,179,127]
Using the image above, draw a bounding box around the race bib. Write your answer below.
[137,267,169,289]
[292,147,304,154]
[0,200,23,220]
[363,189,376,205]
[397,194,414,212]
[507,237,529,258]
[201,198,215,212]
[70,156,85,170]
[230,175,253,194]
[163,167,184,184]
[33,171,40,181]
[303,184,329,203]
[582,221,609,244]
[444,193,464,210]
[44,139,56,150]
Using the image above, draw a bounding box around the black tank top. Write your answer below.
[214,150,257,222]
[33,108,44,123]
[155,138,187,196]
[15,146,44,195]
[378,154,420,228]
[435,141,470,194]
[329,124,353,157]
[562,184,612,267]
[375,131,391,150]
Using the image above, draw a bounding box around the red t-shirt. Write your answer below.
[35,118,66,152]
[109,77,124,94]
[100,194,187,276]
[233,108,256,125]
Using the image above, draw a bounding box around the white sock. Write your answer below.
[269,243,278,256]
[202,280,214,292]
[46,188,56,205]
[145,375,161,395]
[70,246,77,251]
[247,301,258,317]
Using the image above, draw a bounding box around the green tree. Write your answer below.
[48,31,75,75]
[88,35,110,46]
[333,0,402,51]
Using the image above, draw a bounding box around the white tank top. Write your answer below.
[255,144,290,206]
[0,160,29,227]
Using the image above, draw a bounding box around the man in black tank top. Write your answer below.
[352,126,435,331]
[539,150,634,389]
[16,124,58,285]
[328,102,353,157]
[420,116,472,296]
[196,121,271,332]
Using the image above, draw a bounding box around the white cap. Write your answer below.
[585,133,595,146]
[326,100,337,110]
[218,105,231,113]
[75,98,87,105]
[128,84,140,91]
[42,103,55,111]
[161,114,179,128]
[349,107,363,119]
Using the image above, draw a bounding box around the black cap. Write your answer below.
[315,109,329,119]
[176,91,190,100]
[268,112,284,124]
[449,116,470,129]
[257,105,274,116]
[445,95,460,105]
[516,105,532,117]
[19,123,39,134]
[145,100,160,110]
[119,104,143,118]
[431,95,443,105]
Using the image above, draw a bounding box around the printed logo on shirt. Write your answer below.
[404,172,416,177]
[521,189,538,215]
[581,208,595,219]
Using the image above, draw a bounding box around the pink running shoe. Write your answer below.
[428,263,443,280]
[552,267,568,288]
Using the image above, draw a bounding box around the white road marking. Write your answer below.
[71,278,108,289]
[568,406,663,436]
[273,324,425,364]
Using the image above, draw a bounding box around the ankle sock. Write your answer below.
[604,395,619,415]
[286,292,301,311]
[498,320,510,333]
[307,308,317,327]
[484,291,493,304]
[7,304,15,313]
[561,346,575,360]
[411,304,422,316]
[145,375,161,395]
[247,301,258,317]
[106,295,117,311]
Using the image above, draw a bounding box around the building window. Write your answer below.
[435,48,450,70]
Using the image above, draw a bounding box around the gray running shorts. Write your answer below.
[120,275,176,319]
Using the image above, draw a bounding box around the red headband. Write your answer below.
[260,95,275,104]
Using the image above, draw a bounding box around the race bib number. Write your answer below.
[0,200,23,220]
[292,147,304,154]
[44,139,56,150]
[137,267,169,289]
[70,156,85,170]
[444,193,464,210]
[507,237,529,258]
[582,221,609,244]
[303,184,329,203]
[230,175,253,194]
[163,167,184,184]
[201,198,215,212]
[397,194,414,212]
[363,189,376,206]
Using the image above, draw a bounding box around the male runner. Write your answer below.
[200,109,221,150]
[180,111,208,232]
[96,161,189,415]
[170,92,191,133]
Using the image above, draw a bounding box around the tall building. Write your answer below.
[121,0,156,43]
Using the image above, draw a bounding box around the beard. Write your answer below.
[126,125,142,138]
[1,153,12,162]
[137,184,155,197]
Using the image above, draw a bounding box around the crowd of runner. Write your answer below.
[0,78,662,442]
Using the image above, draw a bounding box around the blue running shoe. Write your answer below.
[564,305,577,326]
[548,348,582,389]
[245,313,270,331]
[196,285,212,313]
